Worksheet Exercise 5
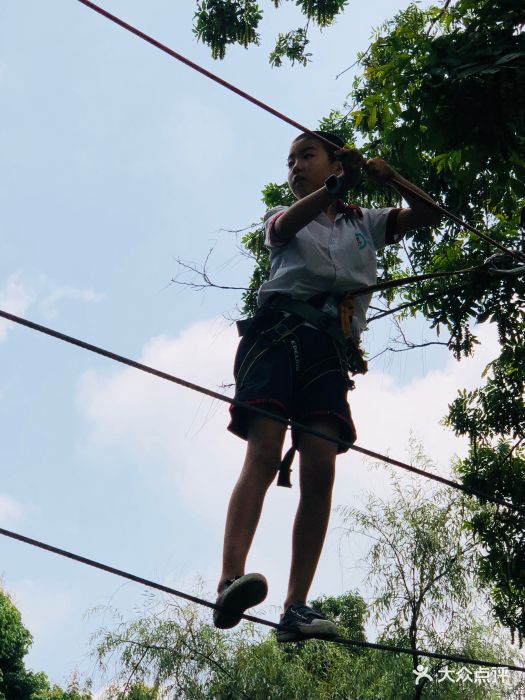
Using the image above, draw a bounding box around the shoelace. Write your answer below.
[287,603,326,621]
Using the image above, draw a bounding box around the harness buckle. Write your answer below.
[318,314,330,330]
[272,320,293,338]
[338,293,355,339]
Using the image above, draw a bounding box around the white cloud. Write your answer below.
[78,316,499,500]
[0,273,104,342]
[76,317,501,605]
[9,579,74,640]
[0,274,34,342]
[77,316,240,516]
[348,320,500,484]
[39,284,104,319]
[0,493,25,526]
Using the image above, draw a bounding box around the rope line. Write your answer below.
[76,0,523,264]
[389,177,525,263]
[1,524,524,672]
[367,283,469,323]
[76,0,327,152]
[1,306,523,516]
[365,255,525,319]
[352,261,488,298]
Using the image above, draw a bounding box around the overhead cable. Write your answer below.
[76,0,524,264]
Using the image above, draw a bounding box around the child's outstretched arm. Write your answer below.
[365,158,442,236]
[272,187,340,244]
[273,149,365,244]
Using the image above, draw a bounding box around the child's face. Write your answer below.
[287,137,341,199]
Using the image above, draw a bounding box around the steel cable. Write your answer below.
[76,0,523,264]
[1,524,524,672]
[0,306,523,516]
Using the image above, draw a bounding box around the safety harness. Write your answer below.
[235,292,368,488]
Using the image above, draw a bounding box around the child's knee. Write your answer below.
[299,456,335,495]
[246,417,286,464]
[243,437,284,487]
[248,441,281,471]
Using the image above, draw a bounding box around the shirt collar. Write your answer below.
[335,200,363,219]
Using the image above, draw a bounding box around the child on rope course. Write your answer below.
[214,131,441,641]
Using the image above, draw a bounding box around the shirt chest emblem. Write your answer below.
[354,231,372,250]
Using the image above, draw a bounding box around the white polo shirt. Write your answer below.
[258,203,402,341]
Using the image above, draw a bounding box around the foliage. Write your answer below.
[123,683,160,700]
[286,0,350,27]
[337,443,525,698]
[44,677,93,700]
[193,1,263,60]
[348,0,525,357]
[93,599,231,699]
[92,590,368,700]
[0,586,94,699]
[269,28,311,67]
[450,442,525,644]
[93,449,525,697]
[0,587,50,700]
[193,0,349,65]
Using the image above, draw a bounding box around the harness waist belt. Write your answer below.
[233,295,365,489]
[267,294,368,376]
[268,294,346,345]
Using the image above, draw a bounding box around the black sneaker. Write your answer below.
[276,602,338,642]
[213,573,268,629]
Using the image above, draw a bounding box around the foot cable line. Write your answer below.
[76,0,524,264]
[1,524,524,672]
[1,306,523,516]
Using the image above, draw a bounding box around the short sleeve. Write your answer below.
[360,207,403,251]
[263,206,288,248]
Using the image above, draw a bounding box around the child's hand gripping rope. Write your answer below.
[334,149,399,190]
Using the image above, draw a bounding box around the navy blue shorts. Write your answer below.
[227,311,357,452]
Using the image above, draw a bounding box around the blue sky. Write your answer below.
[0,0,509,693]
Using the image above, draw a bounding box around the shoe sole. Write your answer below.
[213,573,268,629]
[276,619,338,643]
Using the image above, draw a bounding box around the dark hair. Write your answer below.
[293,130,345,161]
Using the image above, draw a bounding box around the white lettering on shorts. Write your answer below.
[289,338,300,372]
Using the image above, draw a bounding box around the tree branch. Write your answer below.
[426,0,453,37]
[171,245,248,292]
[217,222,259,234]
[368,340,448,363]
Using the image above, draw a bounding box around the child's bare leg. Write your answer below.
[284,418,338,610]
[219,414,286,590]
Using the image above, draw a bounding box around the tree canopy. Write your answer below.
[93,447,525,698]
[342,0,525,640]
[0,586,94,700]
[0,586,49,700]
[193,0,351,65]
